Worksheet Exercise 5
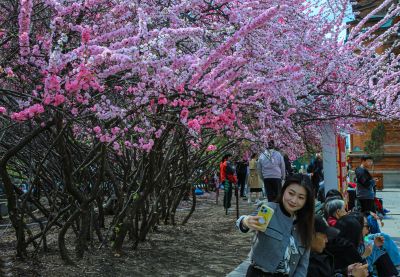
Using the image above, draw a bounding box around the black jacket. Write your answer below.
[235,160,248,177]
[307,158,323,191]
[325,237,363,272]
[307,251,347,277]
[355,166,375,199]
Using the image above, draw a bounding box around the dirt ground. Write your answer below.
[0,192,256,277]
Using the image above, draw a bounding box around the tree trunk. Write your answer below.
[182,187,196,225]
[58,210,80,265]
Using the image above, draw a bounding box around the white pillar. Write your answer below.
[321,124,338,195]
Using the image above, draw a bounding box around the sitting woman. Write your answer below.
[325,215,364,271]
[236,174,315,277]
[315,189,343,217]
[324,199,346,227]
[350,212,400,276]
[327,214,398,277]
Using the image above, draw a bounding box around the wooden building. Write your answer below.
[347,1,400,189]
[348,121,400,189]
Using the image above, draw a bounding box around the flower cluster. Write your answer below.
[10,104,45,122]
[18,0,33,57]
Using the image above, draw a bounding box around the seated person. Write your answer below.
[324,199,346,227]
[360,213,400,273]
[325,215,365,271]
[307,215,368,277]
[347,212,398,276]
[314,189,343,217]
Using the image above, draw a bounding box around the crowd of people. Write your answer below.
[219,143,399,276]
[218,141,290,214]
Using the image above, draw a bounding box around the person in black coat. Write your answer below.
[307,153,324,198]
[236,158,248,197]
[283,154,293,177]
[325,215,366,271]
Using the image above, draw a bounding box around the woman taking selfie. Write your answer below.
[236,174,315,277]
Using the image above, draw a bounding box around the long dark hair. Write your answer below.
[277,174,314,248]
[335,215,363,248]
[221,153,232,162]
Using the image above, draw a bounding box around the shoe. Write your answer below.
[383,209,390,214]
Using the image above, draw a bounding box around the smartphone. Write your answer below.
[257,204,274,232]
[364,236,373,245]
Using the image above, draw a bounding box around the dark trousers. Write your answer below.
[246,264,287,277]
[237,174,246,197]
[347,190,356,211]
[375,252,398,277]
[359,198,376,213]
[223,181,232,209]
[311,177,320,199]
[263,178,281,202]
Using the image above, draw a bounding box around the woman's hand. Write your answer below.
[348,263,368,277]
[243,216,266,232]
[362,244,372,258]
[374,235,384,248]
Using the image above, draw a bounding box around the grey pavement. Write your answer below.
[376,189,400,249]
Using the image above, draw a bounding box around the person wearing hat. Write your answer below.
[307,215,368,277]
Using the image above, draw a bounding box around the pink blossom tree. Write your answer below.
[0,0,398,261]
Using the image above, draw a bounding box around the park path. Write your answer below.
[4,192,254,277]
[376,189,400,249]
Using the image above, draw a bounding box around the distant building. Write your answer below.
[348,121,400,189]
[347,1,400,189]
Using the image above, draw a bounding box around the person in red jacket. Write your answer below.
[219,155,228,184]
[220,154,237,214]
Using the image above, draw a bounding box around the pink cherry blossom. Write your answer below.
[53,94,65,106]
[206,145,217,151]
[112,142,120,151]
[5,67,15,77]
[81,28,91,44]
[157,95,168,105]
[187,119,201,133]
[93,126,101,134]
[180,108,189,121]
[71,108,78,116]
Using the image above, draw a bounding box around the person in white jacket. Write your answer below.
[257,140,285,202]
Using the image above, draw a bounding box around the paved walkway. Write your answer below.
[376,189,400,249]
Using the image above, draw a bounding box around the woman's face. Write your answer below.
[282,183,307,215]
[335,206,347,219]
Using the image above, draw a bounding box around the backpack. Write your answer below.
[226,161,235,175]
